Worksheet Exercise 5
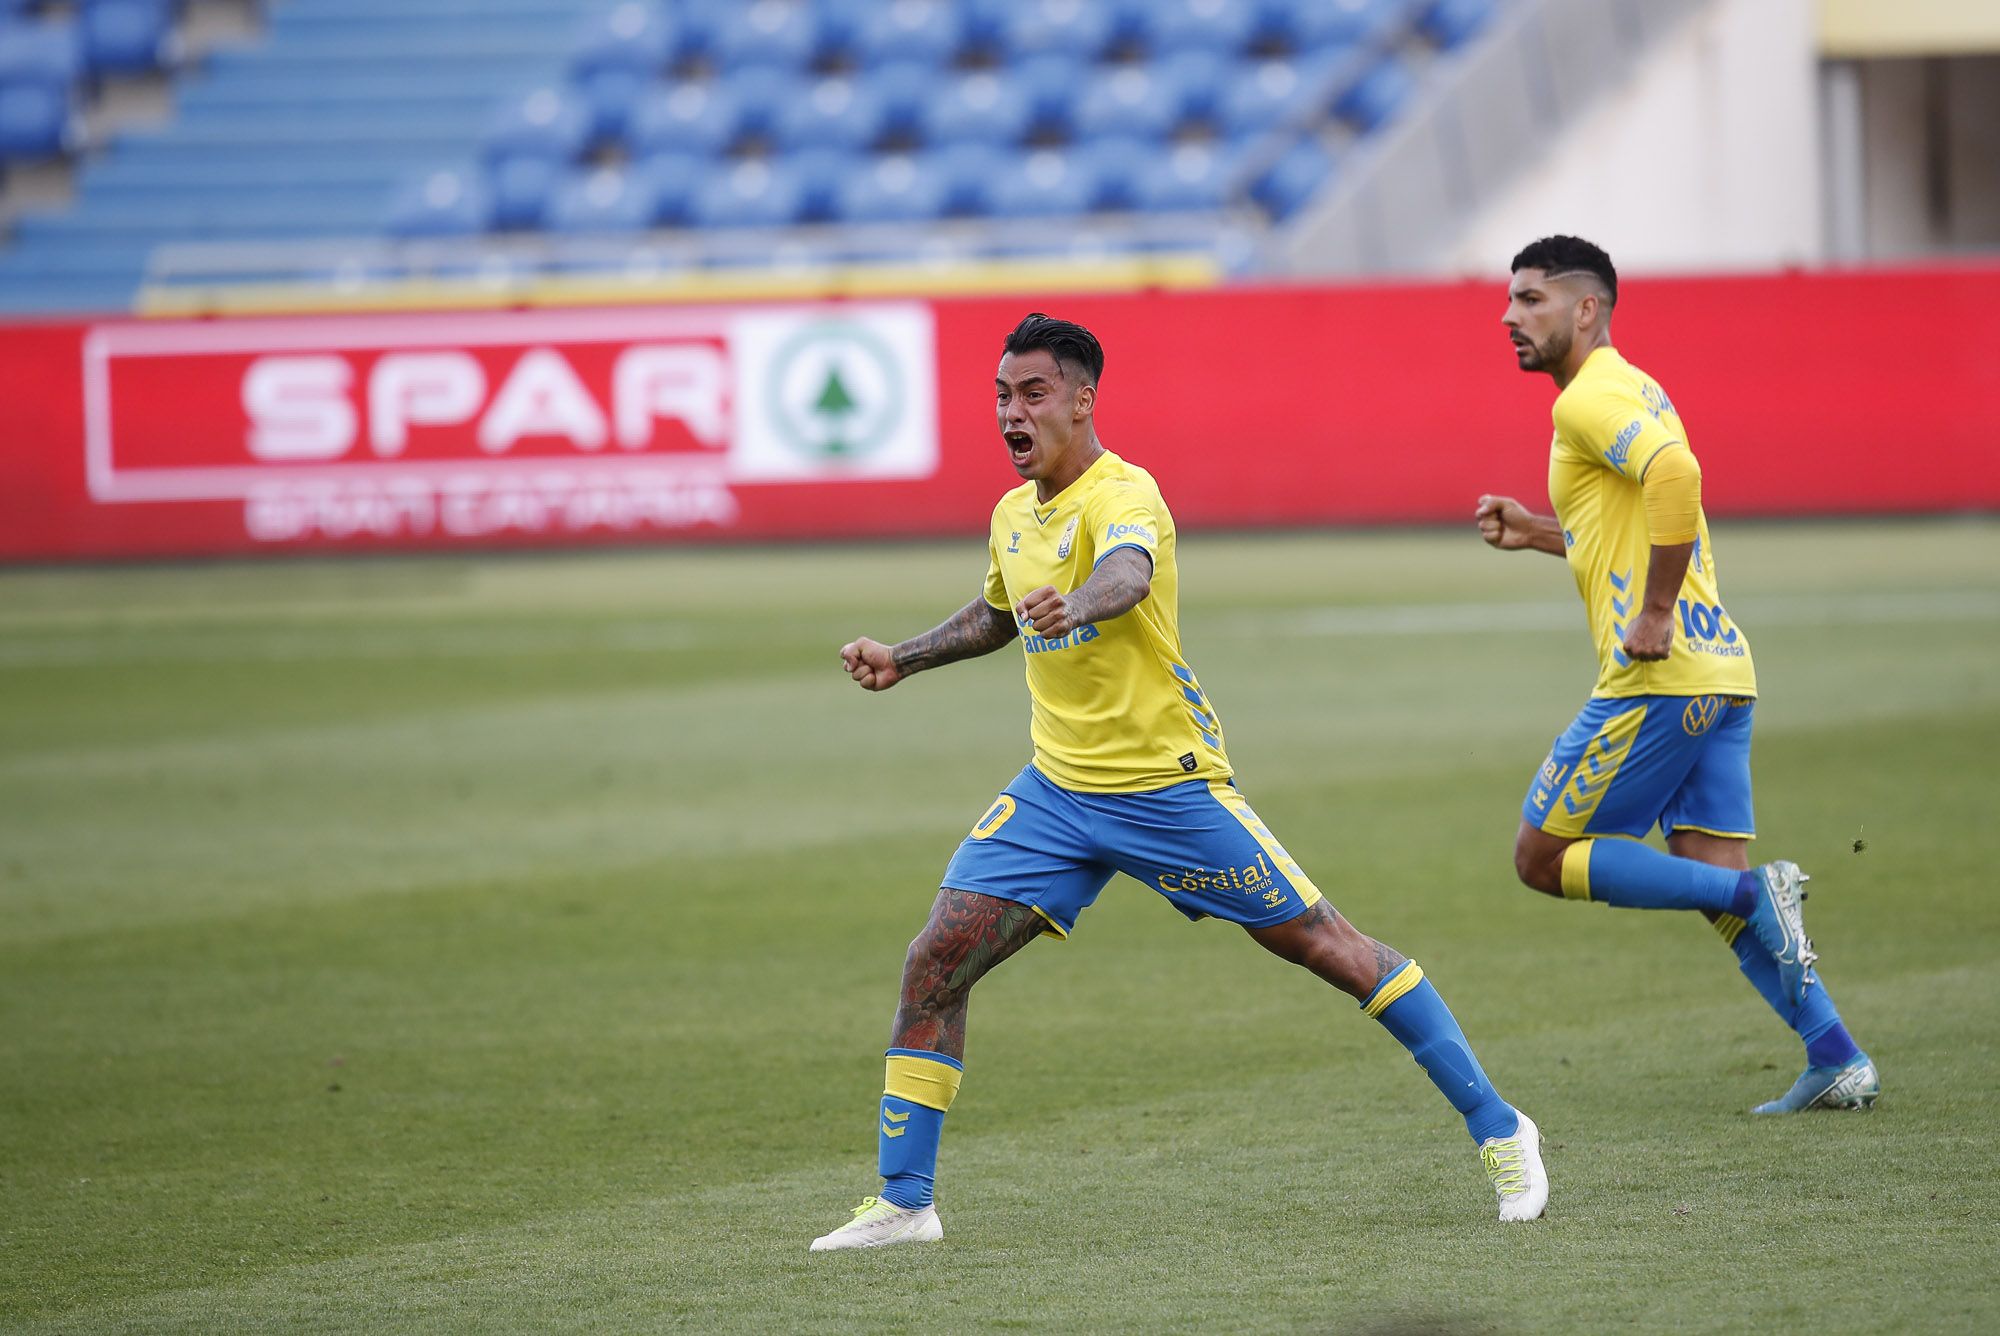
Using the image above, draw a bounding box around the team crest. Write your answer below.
[1056,516,1079,559]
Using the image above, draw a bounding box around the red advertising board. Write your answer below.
[3,267,1996,560]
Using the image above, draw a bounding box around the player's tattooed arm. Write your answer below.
[893,597,1019,674]
[1015,547,1153,638]
[840,597,1015,691]
[892,888,1044,1060]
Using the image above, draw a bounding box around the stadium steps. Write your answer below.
[0,0,580,312]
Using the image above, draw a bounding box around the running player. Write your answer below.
[812,313,1547,1252]
[1476,236,1877,1115]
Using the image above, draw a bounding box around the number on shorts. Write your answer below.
[969,795,1017,840]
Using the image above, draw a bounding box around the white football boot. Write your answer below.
[1480,1110,1549,1222]
[809,1196,943,1252]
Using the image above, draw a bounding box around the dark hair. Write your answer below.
[1511,235,1617,308]
[1003,312,1104,386]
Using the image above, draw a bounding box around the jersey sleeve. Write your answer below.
[983,520,1009,610]
[1085,480,1161,570]
[1553,378,1685,485]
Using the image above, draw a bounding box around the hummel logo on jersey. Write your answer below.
[1007,530,1021,553]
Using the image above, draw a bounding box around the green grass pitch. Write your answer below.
[3,520,1997,1334]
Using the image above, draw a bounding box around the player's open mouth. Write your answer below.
[1005,431,1033,461]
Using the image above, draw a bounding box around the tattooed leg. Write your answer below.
[891,887,1045,1060]
[1245,899,1407,1001]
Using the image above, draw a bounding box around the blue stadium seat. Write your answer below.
[1156,49,1230,127]
[995,0,1119,62]
[786,146,858,223]
[1334,53,1412,132]
[547,165,659,233]
[930,140,1010,216]
[0,77,74,158]
[1127,139,1236,213]
[1119,0,1259,59]
[79,0,176,77]
[918,69,1031,148]
[865,60,936,146]
[386,166,493,237]
[687,157,806,229]
[483,86,593,164]
[628,150,705,225]
[488,152,560,230]
[1071,64,1180,142]
[1250,134,1334,218]
[1070,134,1153,212]
[1011,52,1089,141]
[1267,0,1409,52]
[771,73,887,153]
[832,0,965,69]
[625,78,742,158]
[1215,52,1344,138]
[701,0,820,74]
[718,62,798,147]
[831,149,950,224]
[0,18,81,86]
[570,1,678,141]
[1420,0,1496,49]
[972,147,1094,219]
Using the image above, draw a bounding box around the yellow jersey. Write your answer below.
[983,449,1232,793]
[1549,347,1757,699]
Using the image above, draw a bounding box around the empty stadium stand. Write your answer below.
[0,0,1508,314]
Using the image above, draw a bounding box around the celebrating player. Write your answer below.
[812,313,1548,1252]
[1476,236,1877,1114]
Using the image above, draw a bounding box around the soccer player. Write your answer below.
[811,313,1548,1252]
[1476,236,1877,1115]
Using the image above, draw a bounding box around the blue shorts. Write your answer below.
[1523,694,1756,841]
[941,765,1324,937]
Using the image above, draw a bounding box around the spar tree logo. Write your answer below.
[767,321,904,463]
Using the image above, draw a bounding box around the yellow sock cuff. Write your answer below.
[1361,960,1425,1018]
[1711,912,1746,946]
[884,1052,962,1112]
[1559,840,1595,900]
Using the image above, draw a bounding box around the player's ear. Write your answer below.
[1074,382,1095,419]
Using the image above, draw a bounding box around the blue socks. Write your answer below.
[878,1048,961,1210]
[1570,840,1864,1068]
[1564,838,1755,915]
[1716,919,1862,1068]
[1364,963,1519,1145]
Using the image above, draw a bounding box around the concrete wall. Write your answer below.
[1443,0,1822,276]
[1849,55,2000,258]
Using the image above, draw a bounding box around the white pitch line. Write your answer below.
[1241,589,2000,638]
[0,623,698,668]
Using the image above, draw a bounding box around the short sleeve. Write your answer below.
[983,526,1009,609]
[1553,380,1684,485]
[1086,481,1160,569]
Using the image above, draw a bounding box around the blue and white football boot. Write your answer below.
[1752,1053,1880,1114]
[1742,860,1817,1006]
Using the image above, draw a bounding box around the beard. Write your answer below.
[1518,326,1572,371]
